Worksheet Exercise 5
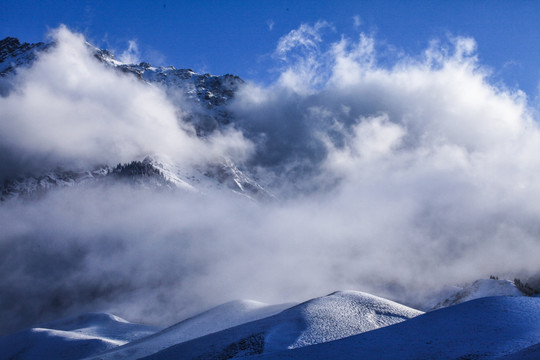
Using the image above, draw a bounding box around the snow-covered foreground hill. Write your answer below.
[251,296,540,360]
[1,281,537,360]
[84,300,295,360]
[137,291,422,360]
[0,291,421,360]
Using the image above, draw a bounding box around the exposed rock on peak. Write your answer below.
[0,36,48,76]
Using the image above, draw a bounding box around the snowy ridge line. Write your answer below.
[2,282,538,360]
[0,156,273,201]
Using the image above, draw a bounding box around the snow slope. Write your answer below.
[0,313,160,360]
[251,296,540,360]
[84,300,294,360]
[497,342,540,359]
[432,278,523,309]
[140,291,422,360]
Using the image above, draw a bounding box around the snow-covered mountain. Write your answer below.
[0,37,49,77]
[1,37,242,122]
[92,46,244,135]
[0,36,270,201]
[0,156,272,201]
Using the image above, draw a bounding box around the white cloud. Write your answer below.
[353,15,362,28]
[231,24,540,302]
[118,39,140,64]
[275,21,331,60]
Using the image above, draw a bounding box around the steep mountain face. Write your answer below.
[0,37,49,77]
[0,37,267,201]
[93,47,244,135]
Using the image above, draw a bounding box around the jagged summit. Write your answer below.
[94,46,244,106]
[90,41,244,133]
[0,36,48,76]
[0,37,37,60]
[0,37,24,57]
[1,37,244,116]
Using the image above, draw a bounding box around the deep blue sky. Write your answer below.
[2,0,540,96]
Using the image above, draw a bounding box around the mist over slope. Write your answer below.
[1,23,540,335]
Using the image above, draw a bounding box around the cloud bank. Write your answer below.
[2,24,540,334]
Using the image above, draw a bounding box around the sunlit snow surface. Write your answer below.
[136,291,422,359]
[84,300,294,360]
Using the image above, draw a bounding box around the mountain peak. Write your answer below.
[0,36,47,76]
[0,36,21,49]
[432,278,523,310]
